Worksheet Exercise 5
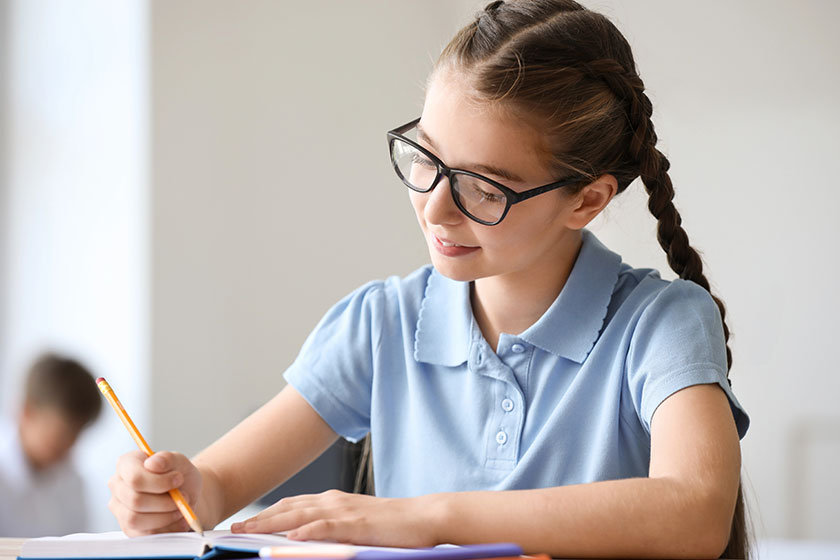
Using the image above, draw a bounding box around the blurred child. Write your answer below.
[0,352,102,537]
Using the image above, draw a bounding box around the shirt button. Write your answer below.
[501,398,514,412]
[495,430,508,445]
[511,343,525,353]
[476,352,483,365]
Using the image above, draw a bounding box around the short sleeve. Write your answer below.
[625,279,750,438]
[283,281,385,442]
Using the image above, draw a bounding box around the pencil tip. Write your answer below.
[190,518,205,536]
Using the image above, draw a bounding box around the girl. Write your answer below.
[108,1,750,558]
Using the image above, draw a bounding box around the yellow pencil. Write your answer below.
[97,376,205,535]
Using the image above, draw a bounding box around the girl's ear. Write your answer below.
[567,174,618,229]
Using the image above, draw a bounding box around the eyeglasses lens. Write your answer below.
[391,138,437,191]
[450,174,507,224]
[391,137,507,224]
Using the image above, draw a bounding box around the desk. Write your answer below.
[0,538,24,560]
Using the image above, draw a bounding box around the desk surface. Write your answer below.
[0,538,25,560]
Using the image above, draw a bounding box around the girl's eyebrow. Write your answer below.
[416,123,524,183]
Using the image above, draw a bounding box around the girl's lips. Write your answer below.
[432,235,480,257]
[434,235,476,248]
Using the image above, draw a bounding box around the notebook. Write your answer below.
[18,530,524,560]
[17,530,412,560]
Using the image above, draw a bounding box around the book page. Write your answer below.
[211,531,414,553]
[21,530,416,558]
[20,530,205,558]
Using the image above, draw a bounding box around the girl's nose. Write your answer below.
[423,175,463,226]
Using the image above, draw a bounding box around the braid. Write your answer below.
[594,64,747,556]
[582,60,734,373]
[633,85,734,373]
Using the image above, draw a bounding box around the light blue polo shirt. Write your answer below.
[284,229,749,498]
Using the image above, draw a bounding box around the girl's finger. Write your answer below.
[255,489,349,515]
[288,518,351,543]
[150,517,191,534]
[117,453,184,494]
[117,507,185,535]
[230,506,282,531]
[248,500,290,521]
[232,493,318,528]
[233,506,324,534]
[110,476,179,513]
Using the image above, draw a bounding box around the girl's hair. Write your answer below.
[359,1,748,557]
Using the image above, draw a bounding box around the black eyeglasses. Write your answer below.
[387,117,584,226]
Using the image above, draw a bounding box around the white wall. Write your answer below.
[1,0,148,532]
[149,0,458,454]
[0,0,8,373]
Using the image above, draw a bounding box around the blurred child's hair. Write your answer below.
[24,352,102,427]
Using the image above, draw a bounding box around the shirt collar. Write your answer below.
[414,229,623,366]
[414,268,474,367]
[519,229,622,363]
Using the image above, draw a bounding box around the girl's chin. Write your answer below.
[430,256,482,283]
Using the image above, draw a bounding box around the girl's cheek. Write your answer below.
[408,192,426,219]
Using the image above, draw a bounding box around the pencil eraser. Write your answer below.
[97,377,106,384]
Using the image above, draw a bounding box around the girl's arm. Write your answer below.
[108,384,338,535]
[236,383,740,559]
[432,383,741,558]
[194,384,340,528]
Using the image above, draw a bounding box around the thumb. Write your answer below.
[144,451,174,473]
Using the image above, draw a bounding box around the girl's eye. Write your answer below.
[473,185,504,203]
[411,153,436,169]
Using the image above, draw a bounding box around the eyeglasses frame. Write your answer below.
[387,117,585,226]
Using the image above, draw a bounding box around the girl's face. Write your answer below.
[411,70,583,284]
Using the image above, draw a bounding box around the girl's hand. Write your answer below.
[107,450,203,536]
[230,489,441,547]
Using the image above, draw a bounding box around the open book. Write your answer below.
[18,530,413,560]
